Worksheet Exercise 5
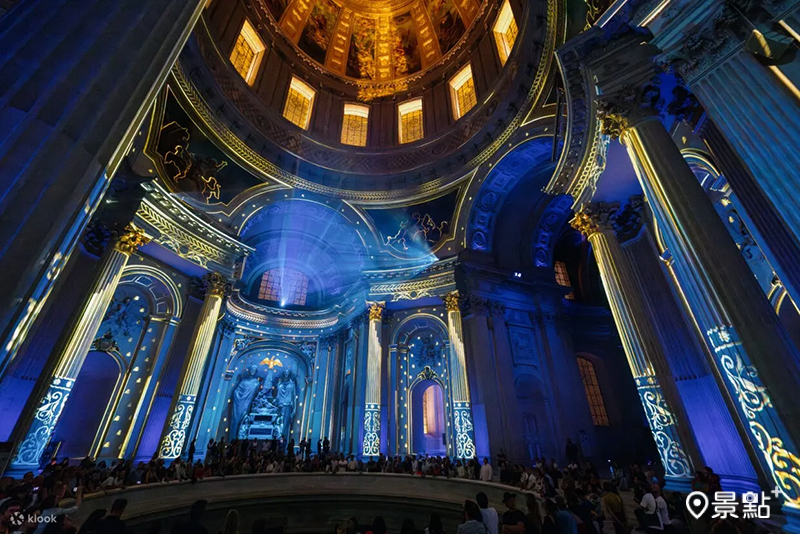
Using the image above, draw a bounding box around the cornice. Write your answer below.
[134,181,253,275]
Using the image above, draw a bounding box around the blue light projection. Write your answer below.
[159,393,195,459]
[13,376,74,469]
[453,402,476,459]
[635,376,691,479]
[362,403,381,457]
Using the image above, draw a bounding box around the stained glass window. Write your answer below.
[398,98,424,144]
[341,103,369,147]
[283,77,316,130]
[230,19,265,85]
[577,357,610,426]
[257,268,309,306]
[449,63,478,120]
[493,0,518,66]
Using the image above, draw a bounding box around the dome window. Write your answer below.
[398,98,424,144]
[283,77,316,130]
[229,19,265,85]
[493,0,518,66]
[341,103,369,147]
[449,63,477,120]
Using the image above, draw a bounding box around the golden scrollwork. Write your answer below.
[368,301,385,321]
[114,224,150,255]
[444,291,461,312]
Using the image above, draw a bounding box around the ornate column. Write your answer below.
[572,204,696,486]
[653,1,800,247]
[194,319,237,455]
[159,272,228,460]
[10,224,149,470]
[601,89,800,513]
[361,301,384,458]
[443,292,476,459]
[0,0,206,380]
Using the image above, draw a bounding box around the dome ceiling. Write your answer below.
[257,0,482,83]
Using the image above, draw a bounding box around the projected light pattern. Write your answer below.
[13,376,73,468]
[258,268,309,306]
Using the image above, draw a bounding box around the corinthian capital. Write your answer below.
[368,301,385,321]
[571,202,620,237]
[443,291,461,312]
[114,223,150,255]
[203,272,230,298]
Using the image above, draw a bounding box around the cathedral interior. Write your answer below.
[2,0,800,531]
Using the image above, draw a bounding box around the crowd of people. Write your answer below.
[0,437,779,534]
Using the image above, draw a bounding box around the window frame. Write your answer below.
[230,18,266,85]
[492,0,518,66]
[576,357,610,427]
[398,98,424,144]
[282,76,316,130]
[341,102,370,147]
[448,63,478,120]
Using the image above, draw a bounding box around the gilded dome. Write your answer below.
[254,0,483,84]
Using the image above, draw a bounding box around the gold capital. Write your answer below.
[368,302,385,321]
[114,224,150,255]
[443,291,460,312]
[204,272,229,297]
[570,211,600,237]
[598,112,629,140]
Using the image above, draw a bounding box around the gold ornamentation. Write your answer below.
[570,211,600,237]
[597,111,628,139]
[444,291,460,312]
[114,224,150,255]
[259,355,284,369]
[204,272,229,297]
[368,301,385,321]
[750,421,800,508]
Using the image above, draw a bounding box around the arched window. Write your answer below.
[258,268,309,306]
[576,357,609,426]
[554,260,575,300]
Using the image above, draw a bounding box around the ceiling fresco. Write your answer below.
[266,0,482,81]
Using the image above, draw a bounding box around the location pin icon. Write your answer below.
[686,491,710,519]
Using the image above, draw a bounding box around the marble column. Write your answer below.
[605,105,800,512]
[572,205,697,485]
[461,296,504,460]
[10,224,149,470]
[652,1,800,248]
[0,0,206,379]
[159,272,228,460]
[442,292,477,459]
[194,319,237,456]
[700,119,800,308]
[361,302,384,458]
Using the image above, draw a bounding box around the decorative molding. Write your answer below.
[135,182,253,274]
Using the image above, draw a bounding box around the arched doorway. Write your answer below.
[51,351,121,461]
[411,380,446,456]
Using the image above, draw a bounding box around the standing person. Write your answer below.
[501,493,531,534]
[476,493,499,534]
[170,500,209,534]
[458,501,488,534]
[323,437,331,456]
[317,438,322,457]
[220,510,239,534]
[187,439,197,465]
[565,440,578,466]
[95,499,128,534]
[425,512,446,534]
[480,458,492,482]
